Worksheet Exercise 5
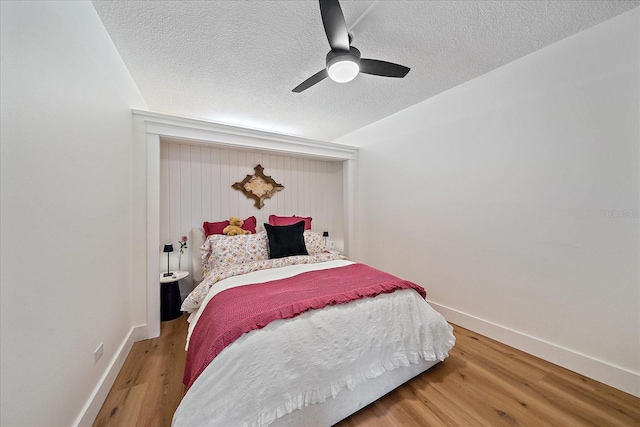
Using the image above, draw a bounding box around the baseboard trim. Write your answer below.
[428,301,640,398]
[74,324,148,426]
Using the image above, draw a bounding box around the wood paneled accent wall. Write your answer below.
[160,140,345,291]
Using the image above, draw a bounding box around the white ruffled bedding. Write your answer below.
[173,260,455,427]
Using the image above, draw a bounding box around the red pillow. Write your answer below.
[203,220,228,237]
[242,216,257,233]
[203,216,257,236]
[268,215,312,230]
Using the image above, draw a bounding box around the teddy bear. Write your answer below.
[223,217,252,236]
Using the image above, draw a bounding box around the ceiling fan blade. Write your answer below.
[292,69,329,93]
[319,0,350,51]
[360,59,410,78]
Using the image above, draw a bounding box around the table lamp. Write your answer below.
[163,243,174,277]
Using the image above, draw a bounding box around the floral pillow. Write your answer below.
[303,230,329,255]
[201,232,269,276]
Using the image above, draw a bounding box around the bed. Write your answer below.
[172,222,455,426]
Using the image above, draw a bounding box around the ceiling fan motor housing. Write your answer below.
[326,47,361,83]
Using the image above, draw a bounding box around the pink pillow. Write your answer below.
[203,216,257,236]
[268,215,312,230]
[203,220,228,237]
[242,216,257,233]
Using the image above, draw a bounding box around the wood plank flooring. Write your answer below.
[94,314,640,426]
[93,315,186,427]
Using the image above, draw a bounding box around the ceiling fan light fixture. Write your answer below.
[328,58,359,83]
[326,48,361,83]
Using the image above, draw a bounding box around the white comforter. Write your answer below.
[173,260,455,427]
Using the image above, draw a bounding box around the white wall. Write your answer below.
[160,140,344,295]
[336,9,639,395]
[0,1,147,425]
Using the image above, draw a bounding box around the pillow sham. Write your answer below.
[201,232,269,275]
[240,216,257,233]
[303,230,329,255]
[268,214,312,230]
[203,220,228,236]
[203,216,257,236]
[264,222,308,259]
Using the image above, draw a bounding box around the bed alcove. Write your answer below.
[133,110,359,338]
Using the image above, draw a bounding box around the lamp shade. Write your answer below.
[163,243,174,253]
[322,232,329,237]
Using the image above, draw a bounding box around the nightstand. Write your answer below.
[159,271,189,321]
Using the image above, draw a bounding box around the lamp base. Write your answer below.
[163,272,173,277]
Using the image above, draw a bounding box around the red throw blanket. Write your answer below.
[183,263,426,389]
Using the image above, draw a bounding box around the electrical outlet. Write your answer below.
[94,342,104,364]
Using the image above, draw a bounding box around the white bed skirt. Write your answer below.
[270,358,439,426]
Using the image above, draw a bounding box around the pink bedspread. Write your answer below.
[183,263,426,390]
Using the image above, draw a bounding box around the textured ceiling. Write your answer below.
[92,1,639,141]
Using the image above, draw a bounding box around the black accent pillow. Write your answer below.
[264,221,308,259]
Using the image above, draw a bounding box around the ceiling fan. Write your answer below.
[292,0,410,93]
